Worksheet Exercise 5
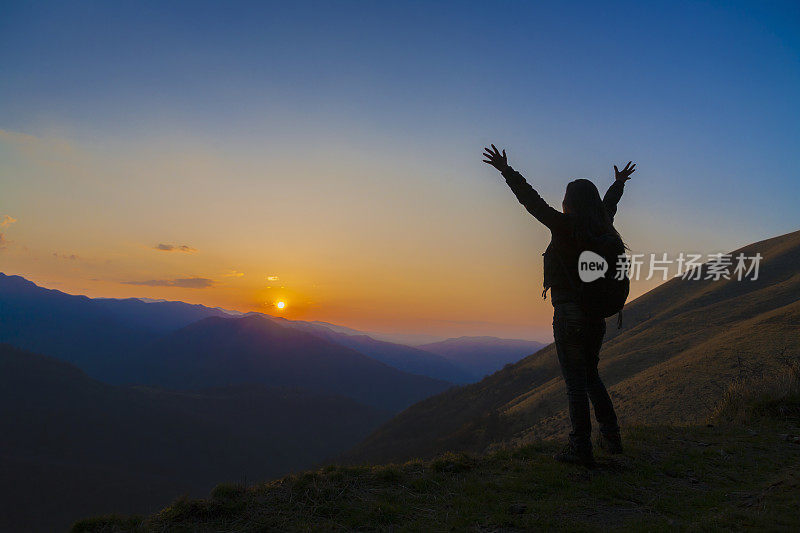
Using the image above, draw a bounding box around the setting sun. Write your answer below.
[276,301,286,310]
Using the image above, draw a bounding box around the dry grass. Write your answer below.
[73,415,800,532]
[710,352,800,425]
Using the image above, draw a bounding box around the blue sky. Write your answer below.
[1,1,798,340]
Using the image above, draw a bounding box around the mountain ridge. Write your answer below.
[0,273,534,386]
[131,313,452,411]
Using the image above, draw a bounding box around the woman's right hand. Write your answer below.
[482,145,510,173]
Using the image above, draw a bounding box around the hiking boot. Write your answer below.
[554,442,595,467]
[597,432,623,454]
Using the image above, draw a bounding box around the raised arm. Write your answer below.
[483,145,567,230]
[603,161,636,220]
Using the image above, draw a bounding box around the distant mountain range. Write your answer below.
[0,273,540,391]
[417,336,546,378]
[344,230,800,464]
[272,317,477,383]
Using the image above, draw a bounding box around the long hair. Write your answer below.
[563,179,624,248]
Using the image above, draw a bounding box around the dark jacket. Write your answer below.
[501,167,625,305]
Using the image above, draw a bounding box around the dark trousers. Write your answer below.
[553,302,619,451]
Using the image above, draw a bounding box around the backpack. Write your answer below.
[557,232,630,323]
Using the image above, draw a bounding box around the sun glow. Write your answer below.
[276,301,286,310]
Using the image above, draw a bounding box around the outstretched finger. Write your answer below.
[614,165,619,174]
[502,149,506,159]
[491,144,500,155]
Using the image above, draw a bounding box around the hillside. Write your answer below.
[344,230,800,464]
[74,367,800,531]
[0,344,387,532]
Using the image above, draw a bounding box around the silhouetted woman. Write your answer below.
[483,145,635,466]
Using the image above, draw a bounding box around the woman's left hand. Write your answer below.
[614,161,636,182]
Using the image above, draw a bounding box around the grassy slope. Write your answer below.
[344,230,800,464]
[74,405,800,532]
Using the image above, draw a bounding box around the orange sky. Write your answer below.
[1,127,766,342]
[0,128,554,340]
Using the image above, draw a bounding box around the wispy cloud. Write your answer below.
[122,277,215,288]
[0,216,17,250]
[53,252,79,260]
[154,243,197,253]
[224,270,245,277]
[0,129,39,144]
